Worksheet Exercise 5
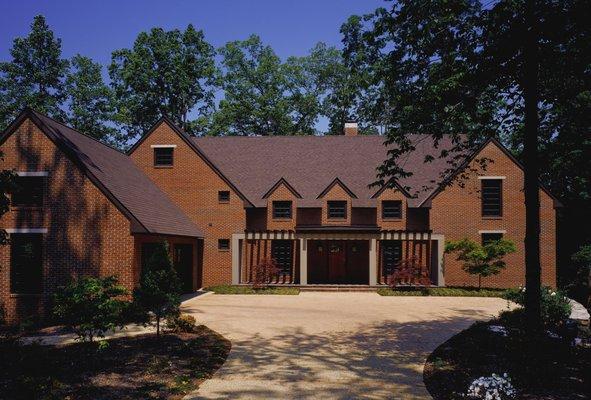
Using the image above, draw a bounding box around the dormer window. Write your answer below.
[382,200,402,219]
[12,174,45,207]
[273,201,292,219]
[152,145,176,167]
[327,201,347,219]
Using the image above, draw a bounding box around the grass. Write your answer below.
[0,326,231,400]
[423,321,591,399]
[377,286,508,297]
[205,285,300,295]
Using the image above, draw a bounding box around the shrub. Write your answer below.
[388,256,431,288]
[251,258,280,289]
[167,314,197,333]
[133,241,181,337]
[504,286,572,329]
[571,244,591,306]
[466,373,517,399]
[445,238,516,289]
[53,276,129,342]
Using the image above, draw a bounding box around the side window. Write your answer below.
[218,239,230,251]
[153,147,174,167]
[12,176,44,207]
[481,179,503,217]
[481,233,503,245]
[218,190,230,203]
[10,233,43,294]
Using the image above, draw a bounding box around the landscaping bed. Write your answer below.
[424,321,591,399]
[0,326,231,400]
[377,286,507,297]
[206,284,300,295]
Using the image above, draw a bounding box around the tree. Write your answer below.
[133,241,181,337]
[0,154,16,246]
[571,245,591,306]
[445,238,516,289]
[65,55,123,147]
[53,276,129,343]
[0,15,69,129]
[109,24,216,139]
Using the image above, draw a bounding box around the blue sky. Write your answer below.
[0,0,386,131]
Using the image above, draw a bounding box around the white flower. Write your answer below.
[551,292,556,296]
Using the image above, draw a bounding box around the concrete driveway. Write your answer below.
[181,292,508,400]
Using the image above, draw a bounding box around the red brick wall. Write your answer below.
[129,122,245,287]
[0,118,136,324]
[430,141,557,288]
[375,188,407,230]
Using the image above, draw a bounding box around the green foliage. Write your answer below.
[206,285,300,295]
[0,153,16,246]
[0,15,69,129]
[504,286,572,329]
[133,241,181,336]
[52,276,129,342]
[377,287,507,297]
[570,244,591,306]
[109,24,217,139]
[167,313,197,333]
[445,238,516,288]
[65,55,123,146]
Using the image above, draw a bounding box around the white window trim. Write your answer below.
[16,171,48,177]
[150,144,177,148]
[478,230,507,234]
[478,176,506,180]
[6,228,47,234]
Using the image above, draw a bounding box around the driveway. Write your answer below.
[181,292,507,400]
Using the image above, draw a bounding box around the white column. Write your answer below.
[369,238,377,286]
[299,238,308,285]
[231,234,242,285]
[431,234,445,286]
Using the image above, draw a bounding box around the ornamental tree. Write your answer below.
[445,238,516,289]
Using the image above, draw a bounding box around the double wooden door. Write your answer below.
[308,240,369,284]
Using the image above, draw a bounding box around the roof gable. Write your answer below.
[317,177,358,199]
[262,177,302,199]
[371,178,412,199]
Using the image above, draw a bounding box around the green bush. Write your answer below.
[133,241,181,337]
[504,286,572,329]
[53,276,129,342]
[167,314,197,333]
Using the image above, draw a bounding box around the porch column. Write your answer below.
[431,234,445,286]
[299,238,308,285]
[369,238,377,286]
[231,233,243,285]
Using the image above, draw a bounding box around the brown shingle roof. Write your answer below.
[5,109,203,238]
[192,135,462,208]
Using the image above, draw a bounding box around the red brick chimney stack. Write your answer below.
[344,122,358,136]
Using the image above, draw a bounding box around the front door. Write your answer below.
[328,241,346,283]
[173,244,193,293]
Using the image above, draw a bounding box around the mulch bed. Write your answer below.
[0,326,231,400]
[423,322,591,399]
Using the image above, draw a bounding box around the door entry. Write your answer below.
[308,240,369,284]
[173,244,193,293]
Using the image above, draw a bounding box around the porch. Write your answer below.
[231,229,445,286]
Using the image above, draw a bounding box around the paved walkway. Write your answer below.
[181,292,508,400]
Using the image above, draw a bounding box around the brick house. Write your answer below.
[0,109,559,323]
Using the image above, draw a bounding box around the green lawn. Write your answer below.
[205,285,300,295]
[376,287,508,297]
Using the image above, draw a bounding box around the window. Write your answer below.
[481,179,502,217]
[382,200,402,219]
[272,240,293,274]
[153,147,174,166]
[482,233,503,245]
[10,234,43,294]
[218,239,230,251]
[327,201,347,219]
[218,190,230,203]
[272,201,292,219]
[381,240,402,278]
[12,176,44,207]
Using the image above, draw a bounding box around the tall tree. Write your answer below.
[65,55,123,147]
[109,24,216,139]
[0,15,69,129]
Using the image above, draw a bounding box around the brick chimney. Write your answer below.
[344,122,358,136]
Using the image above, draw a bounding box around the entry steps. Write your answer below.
[299,285,378,292]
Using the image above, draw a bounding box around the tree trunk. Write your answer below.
[523,0,542,334]
[478,275,482,290]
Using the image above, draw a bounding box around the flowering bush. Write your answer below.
[504,286,572,329]
[466,373,517,399]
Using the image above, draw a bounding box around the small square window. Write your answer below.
[12,176,44,207]
[154,147,174,166]
[327,201,347,219]
[481,233,503,246]
[218,191,230,203]
[382,200,402,219]
[218,239,230,251]
[272,201,292,219]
